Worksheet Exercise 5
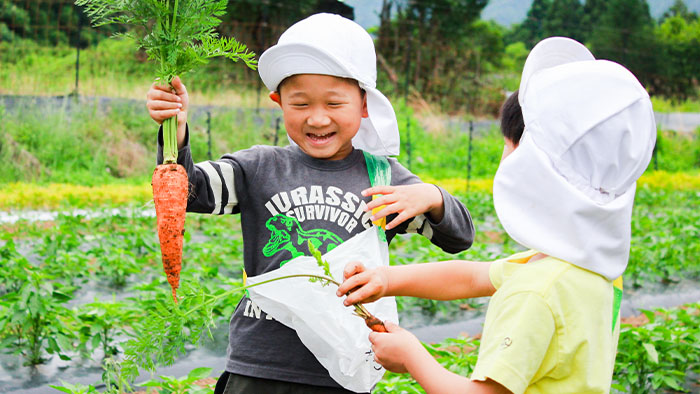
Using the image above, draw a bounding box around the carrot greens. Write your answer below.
[75,0,257,162]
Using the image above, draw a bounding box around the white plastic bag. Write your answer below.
[246,226,398,393]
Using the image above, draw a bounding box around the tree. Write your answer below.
[376,0,501,113]
[588,0,658,94]
[661,0,698,23]
[581,0,608,42]
[509,0,551,48]
[654,14,700,102]
[543,0,584,42]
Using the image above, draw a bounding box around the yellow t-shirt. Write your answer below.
[471,250,622,394]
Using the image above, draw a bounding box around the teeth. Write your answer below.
[309,132,333,138]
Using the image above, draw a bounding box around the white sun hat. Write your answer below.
[258,13,400,156]
[493,37,656,280]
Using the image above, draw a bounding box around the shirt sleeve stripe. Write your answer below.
[196,161,224,214]
[406,214,433,240]
[218,161,237,214]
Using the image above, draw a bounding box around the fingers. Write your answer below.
[343,278,379,305]
[383,320,400,332]
[385,211,413,230]
[364,193,399,212]
[147,98,182,124]
[147,81,184,124]
[343,261,366,281]
[369,330,381,345]
[368,203,413,230]
[171,76,188,96]
[362,186,395,198]
[147,85,182,104]
[336,271,368,299]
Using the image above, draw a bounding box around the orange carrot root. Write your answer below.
[364,315,388,333]
[152,163,188,303]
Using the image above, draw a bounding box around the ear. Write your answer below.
[269,91,282,107]
[361,92,369,118]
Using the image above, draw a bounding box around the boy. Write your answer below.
[337,37,656,394]
[146,13,474,394]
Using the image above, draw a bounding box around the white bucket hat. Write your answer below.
[258,13,400,156]
[493,37,656,280]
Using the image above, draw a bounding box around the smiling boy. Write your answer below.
[146,13,474,394]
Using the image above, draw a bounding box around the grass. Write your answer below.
[0,39,698,189]
[651,95,700,113]
[0,37,268,107]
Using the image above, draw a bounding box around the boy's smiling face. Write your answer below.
[271,74,368,160]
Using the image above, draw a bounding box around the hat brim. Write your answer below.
[493,132,635,280]
[519,37,595,104]
[259,42,357,92]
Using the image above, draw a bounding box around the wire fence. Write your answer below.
[1,1,699,185]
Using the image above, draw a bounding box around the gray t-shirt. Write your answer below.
[158,129,474,388]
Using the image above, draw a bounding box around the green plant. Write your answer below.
[613,304,700,393]
[0,271,77,365]
[49,380,100,394]
[0,239,33,295]
[374,335,481,394]
[141,367,214,394]
[76,299,139,358]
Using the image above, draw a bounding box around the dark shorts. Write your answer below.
[214,371,369,394]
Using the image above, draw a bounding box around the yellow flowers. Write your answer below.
[0,170,697,211]
[637,171,700,191]
[422,171,700,196]
[0,183,151,210]
[420,177,494,195]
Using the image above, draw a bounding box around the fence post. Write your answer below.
[404,22,412,170]
[73,12,82,97]
[207,111,213,160]
[467,120,473,193]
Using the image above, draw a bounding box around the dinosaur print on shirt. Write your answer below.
[263,214,343,265]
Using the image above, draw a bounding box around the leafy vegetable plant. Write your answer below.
[0,270,77,365]
[141,366,215,394]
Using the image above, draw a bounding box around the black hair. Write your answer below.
[499,90,524,145]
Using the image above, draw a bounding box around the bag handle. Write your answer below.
[363,151,391,241]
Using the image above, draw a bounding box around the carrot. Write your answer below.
[152,115,188,303]
[152,163,188,302]
[363,314,388,333]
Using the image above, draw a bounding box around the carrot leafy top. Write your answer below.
[75,0,257,84]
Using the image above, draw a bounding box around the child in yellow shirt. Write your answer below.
[337,37,656,394]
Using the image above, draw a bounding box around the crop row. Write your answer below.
[0,188,698,392]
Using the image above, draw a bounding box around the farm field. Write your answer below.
[1,7,700,391]
[1,176,698,393]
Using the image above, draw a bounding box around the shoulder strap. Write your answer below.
[363,151,391,189]
[363,151,391,241]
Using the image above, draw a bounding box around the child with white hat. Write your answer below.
[146,13,474,394]
[337,36,656,394]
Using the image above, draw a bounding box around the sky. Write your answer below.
[344,0,700,29]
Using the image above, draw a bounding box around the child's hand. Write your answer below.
[146,76,189,148]
[369,321,422,373]
[362,183,444,230]
[336,262,388,305]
